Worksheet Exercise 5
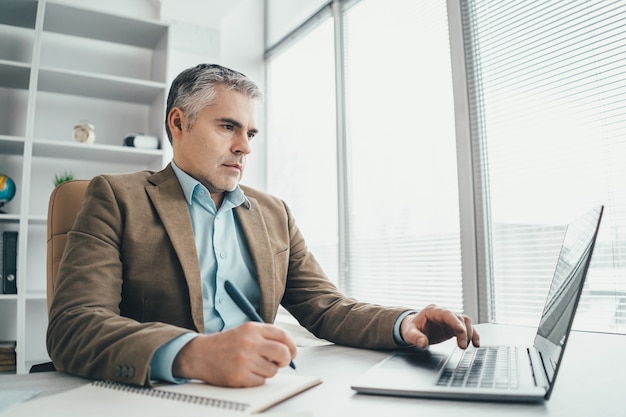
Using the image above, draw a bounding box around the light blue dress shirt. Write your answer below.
[149,162,411,382]
[150,161,259,382]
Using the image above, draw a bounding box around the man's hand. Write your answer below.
[400,304,480,349]
[172,322,297,387]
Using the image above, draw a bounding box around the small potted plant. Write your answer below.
[54,171,75,187]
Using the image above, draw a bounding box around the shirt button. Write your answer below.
[218,296,223,304]
[219,252,226,259]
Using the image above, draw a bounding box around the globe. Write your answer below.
[0,174,16,212]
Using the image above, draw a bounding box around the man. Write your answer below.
[47,64,479,388]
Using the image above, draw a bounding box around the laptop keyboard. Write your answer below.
[436,346,519,389]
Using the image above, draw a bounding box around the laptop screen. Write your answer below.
[534,205,603,388]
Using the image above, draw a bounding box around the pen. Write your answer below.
[224,279,296,370]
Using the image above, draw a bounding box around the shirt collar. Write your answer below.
[170,161,251,210]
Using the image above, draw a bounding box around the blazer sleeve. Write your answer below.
[281,202,407,349]
[46,175,191,386]
[243,189,408,350]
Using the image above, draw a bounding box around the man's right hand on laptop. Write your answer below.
[399,304,480,350]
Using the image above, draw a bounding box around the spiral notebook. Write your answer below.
[4,372,321,416]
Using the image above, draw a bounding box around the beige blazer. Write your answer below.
[47,165,406,386]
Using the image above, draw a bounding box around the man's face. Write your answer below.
[172,85,257,198]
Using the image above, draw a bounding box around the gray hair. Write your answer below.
[165,64,263,143]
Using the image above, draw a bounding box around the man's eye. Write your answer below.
[222,124,234,131]
[247,132,256,140]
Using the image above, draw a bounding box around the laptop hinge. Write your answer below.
[527,347,550,390]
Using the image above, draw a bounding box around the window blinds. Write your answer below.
[461,0,626,332]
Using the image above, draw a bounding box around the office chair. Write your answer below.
[46,179,89,312]
[30,179,89,373]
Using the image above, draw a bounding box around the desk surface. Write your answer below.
[1,323,623,416]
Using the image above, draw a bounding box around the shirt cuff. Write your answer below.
[150,333,199,383]
[393,310,418,345]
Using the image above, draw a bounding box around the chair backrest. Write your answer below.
[46,179,89,313]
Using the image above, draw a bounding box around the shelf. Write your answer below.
[0,294,18,301]
[27,214,47,225]
[0,60,31,90]
[32,139,164,165]
[26,290,47,301]
[0,0,38,29]
[0,136,26,156]
[44,1,167,49]
[38,67,166,104]
[0,214,21,224]
[0,23,34,65]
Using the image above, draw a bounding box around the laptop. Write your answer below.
[351,205,604,402]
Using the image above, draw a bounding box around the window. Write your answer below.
[341,0,463,310]
[266,18,339,283]
[264,0,626,334]
[266,0,464,312]
[462,0,626,332]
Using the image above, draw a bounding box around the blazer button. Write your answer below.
[128,366,135,378]
[121,366,129,378]
[115,365,122,377]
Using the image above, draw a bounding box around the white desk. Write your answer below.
[1,324,624,416]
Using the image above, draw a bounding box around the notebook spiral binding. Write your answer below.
[92,380,249,412]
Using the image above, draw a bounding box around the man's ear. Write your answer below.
[168,108,185,137]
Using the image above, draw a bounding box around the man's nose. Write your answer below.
[232,132,252,154]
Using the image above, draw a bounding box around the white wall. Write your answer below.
[159,0,267,190]
[218,0,267,190]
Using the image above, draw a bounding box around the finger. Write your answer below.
[459,314,473,348]
[403,325,430,348]
[429,308,467,338]
[469,320,480,347]
[453,316,469,349]
[259,340,295,369]
[254,324,298,368]
[248,351,281,379]
[454,314,481,349]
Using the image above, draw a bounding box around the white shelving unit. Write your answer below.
[0,0,170,373]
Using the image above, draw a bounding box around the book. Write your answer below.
[2,231,17,294]
[0,341,16,373]
[0,363,16,372]
[3,371,321,416]
[0,350,15,359]
[0,340,16,353]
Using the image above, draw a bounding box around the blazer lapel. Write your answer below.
[145,166,205,333]
[235,197,277,322]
